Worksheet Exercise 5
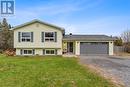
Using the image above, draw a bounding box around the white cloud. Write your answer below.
[0,0,102,25]
[0,3,79,25]
[59,16,130,36]
[3,0,125,36]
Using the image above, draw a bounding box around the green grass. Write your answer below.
[0,55,115,87]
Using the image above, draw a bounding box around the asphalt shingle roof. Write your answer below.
[63,35,115,41]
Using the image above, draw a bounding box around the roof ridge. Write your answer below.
[12,19,65,31]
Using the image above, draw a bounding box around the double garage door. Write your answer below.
[80,42,109,55]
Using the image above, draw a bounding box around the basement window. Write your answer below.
[23,49,33,55]
[45,49,55,55]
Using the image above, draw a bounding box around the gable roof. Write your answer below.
[63,35,115,41]
[12,19,65,32]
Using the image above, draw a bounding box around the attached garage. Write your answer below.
[63,35,114,55]
[80,42,109,55]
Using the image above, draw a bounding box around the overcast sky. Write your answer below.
[1,0,130,36]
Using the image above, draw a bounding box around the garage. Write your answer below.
[80,42,109,55]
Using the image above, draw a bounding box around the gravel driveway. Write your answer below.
[79,56,130,87]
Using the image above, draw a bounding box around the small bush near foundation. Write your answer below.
[4,49,15,56]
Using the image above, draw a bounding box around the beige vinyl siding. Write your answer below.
[14,22,63,55]
[109,41,114,55]
[14,22,62,48]
[75,41,80,55]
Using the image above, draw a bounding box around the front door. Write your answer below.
[67,42,73,53]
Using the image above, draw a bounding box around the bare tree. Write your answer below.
[121,30,130,43]
[121,30,130,53]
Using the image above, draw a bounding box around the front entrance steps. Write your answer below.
[62,53,77,57]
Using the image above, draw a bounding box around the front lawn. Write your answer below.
[0,55,115,87]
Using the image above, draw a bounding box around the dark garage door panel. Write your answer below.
[80,42,109,55]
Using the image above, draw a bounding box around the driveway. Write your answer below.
[79,56,130,87]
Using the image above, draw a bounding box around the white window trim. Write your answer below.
[22,49,33,55]
[21,32,31,42]
[45,49,55,55]
[44,32,55,42]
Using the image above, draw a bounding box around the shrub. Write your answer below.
[0,49,3,54]
[114,37,123,46]
[4,49,15,56]
[124,43,130,53]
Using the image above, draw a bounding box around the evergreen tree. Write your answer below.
[8,24,12,29]
[0,22,2,49]
[0,22,2,31]
[114,37,123,46]
[1,18,12,50]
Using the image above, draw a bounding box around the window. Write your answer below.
[23,50,33,55]
[45,49,55,55]
[21,32,31,42]
[45,32,55,41]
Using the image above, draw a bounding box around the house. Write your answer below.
[13,19,114,56]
